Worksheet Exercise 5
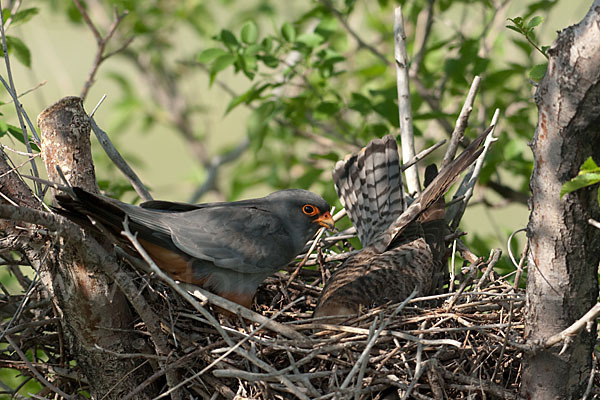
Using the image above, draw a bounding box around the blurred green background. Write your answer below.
[3,0,586,254]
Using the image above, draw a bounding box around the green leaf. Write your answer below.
[560,171,600,198]
[1,9,9,23]
[209,54,235,84]
[281,22,296,42]
[226,92,251,115]
[529,62,547,81]
[197,48,227,63]
[510,17,524,27]
[349,92,373,115]
[580,156,600,173]
[247,101,276,151]
[241,21,258,44]
[261,37,273,52]
[10,8,39,27]
[503,140,522,161]
[260,54,279,68]
[240,54,257,79]
[315,16,338,39]
[309,151,339,162]
[296,33,324,48]
[505,25,523,34]
[296,167,324,189]
[527,16,543,29]
[5,36,30,67]
[0,124,40,151]
[315,101,340,118]
[220,29,239,49]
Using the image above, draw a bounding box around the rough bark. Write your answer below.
[524,2,600,399]
[0,97,156,398]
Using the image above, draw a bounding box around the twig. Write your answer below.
[0,143,42,158]
[0,263,41,343]
[320,0,389,65]
[491,293,516,382]
[90,117,153,201]
[4,80,47,102]
[449,239,457,292]
[402,359,431,400]
[588,218,600,230]
[157,297,308,400]
[339,289,418,390]
[543,303,600,348]
[446,250,500,311]
[188,138,250,202]
[455,239,479,264]
[401,139,446,171]
[394,6,420,195]
[440,76,481,169]
[73,1,130,100]
[182,283,306,341]
[5,335,72,399]
[0,0,41,195]
[353,318,377,399]
[447,110,499,230]
[89,93,106,117]
[475,249,502,290]
[408,0,435,78]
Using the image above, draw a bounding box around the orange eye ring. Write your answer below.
[302,204,319,216]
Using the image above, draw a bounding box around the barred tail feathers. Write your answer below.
[333,135,404,247]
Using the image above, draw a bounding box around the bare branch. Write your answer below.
[447,110,499,230]
[441,76,481,169]
[409,0,434,78]
[72,0,102,44]
[588,218,600,230]
[90,117,153,201]
[74,2,130,100]
[320,0,389,65]
[5,335,72,399]
[395,6,420,195]
[543,303,600,348]
[0,0,41,195]
[401,139,446,171]
[188,138,249,203]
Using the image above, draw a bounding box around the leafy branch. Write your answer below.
[560,156,600,205]
[506,15,549,81]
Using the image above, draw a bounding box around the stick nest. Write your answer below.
[1,236,533,400]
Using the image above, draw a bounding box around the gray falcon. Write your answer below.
[55,188,335,308]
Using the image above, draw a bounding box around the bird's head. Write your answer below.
[266,189,335,244]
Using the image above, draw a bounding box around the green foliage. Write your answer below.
[506,14,549,81]
[0,123,39,151]
[561,157,600,204]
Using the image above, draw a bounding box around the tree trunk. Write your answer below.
[0,97,157,398]
[524,2,600,399]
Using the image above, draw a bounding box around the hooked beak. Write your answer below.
[315,211,335,230]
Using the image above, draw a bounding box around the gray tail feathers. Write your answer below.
[332,135,404,247]
[53,187,129,232]
[376,126,491,252]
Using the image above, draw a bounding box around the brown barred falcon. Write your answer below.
[314,131,488,318]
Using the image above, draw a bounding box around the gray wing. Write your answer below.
[125,205,296,274]
[333,135,404,247]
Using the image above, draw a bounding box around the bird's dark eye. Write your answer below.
[302,204,319,216]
